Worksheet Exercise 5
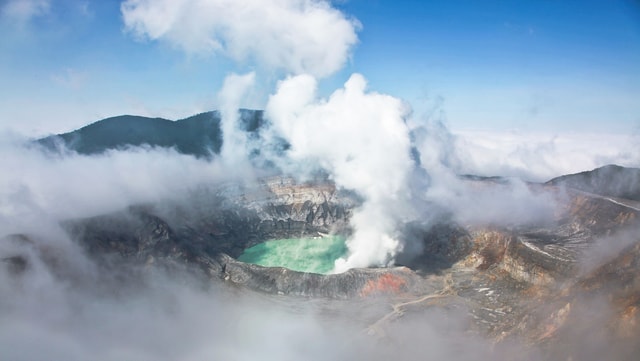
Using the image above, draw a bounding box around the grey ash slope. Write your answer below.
[37,109,265,158]
[547,164,640,201]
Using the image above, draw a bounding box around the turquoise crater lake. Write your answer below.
[237,235,348,274]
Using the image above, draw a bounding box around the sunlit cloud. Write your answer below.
[121,0,360,78]
[451,130,640,181]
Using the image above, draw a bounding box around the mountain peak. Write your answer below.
[36,109,265,158]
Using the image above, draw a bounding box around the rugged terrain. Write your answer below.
[2,165,639,359]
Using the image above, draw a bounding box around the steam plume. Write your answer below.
[265,73,415,271]
[218,71,256,169]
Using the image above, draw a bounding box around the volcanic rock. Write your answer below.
[8,165,640,359]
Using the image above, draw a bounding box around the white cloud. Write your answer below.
[0,137,243,230]
[121,0,360,78]
[1,0,50,23]
[450,131,640,182]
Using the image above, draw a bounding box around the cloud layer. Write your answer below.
[450,131,640,182]
[121,0,360,78]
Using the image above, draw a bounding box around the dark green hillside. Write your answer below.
[37,109,265,158]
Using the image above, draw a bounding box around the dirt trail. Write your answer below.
[575,189,640,212]
[365,274,456,337]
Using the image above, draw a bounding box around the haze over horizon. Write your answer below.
[0,0,638,136]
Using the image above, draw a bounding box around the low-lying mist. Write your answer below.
[0,227,529,361]
[1,109,634,360]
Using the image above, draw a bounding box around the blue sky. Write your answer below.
[1,0,639,136]
[336,0,640,133]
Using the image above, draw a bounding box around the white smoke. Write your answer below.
[265,73,415,272]
[121,0,360,78]
[119,0,424,271]
[218,71,256,170]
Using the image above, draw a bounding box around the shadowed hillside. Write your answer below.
[546,164,640,201]
[37,109,265,158]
